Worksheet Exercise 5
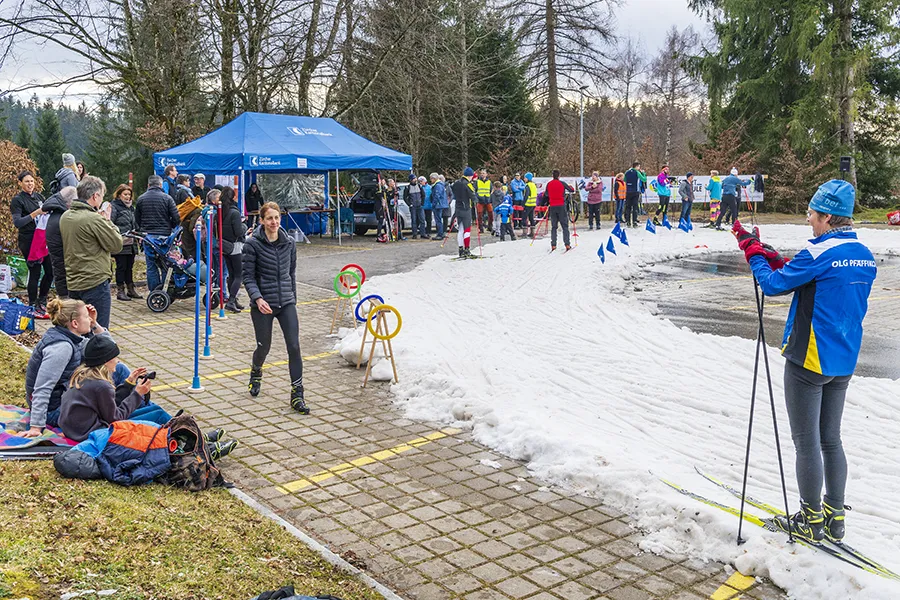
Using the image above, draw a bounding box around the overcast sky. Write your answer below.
[0,0,702,105]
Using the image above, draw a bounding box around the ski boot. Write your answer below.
[204,428,226,443]
[823,501,846,542]
[458,247,465,258]
[462,248,474,259]
[248,366,263,397]
[550,245,556,252]
[653,216,661,226]
[290,381,310,414]
[774,501,824,543]
[565,244,572,251]
[210,439,239,460]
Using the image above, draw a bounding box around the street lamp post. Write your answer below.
[579,85,589,180]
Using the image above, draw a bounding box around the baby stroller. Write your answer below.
[129,227,219,313]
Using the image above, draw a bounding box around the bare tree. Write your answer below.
[645,26,703,164]
[611,38,646,159]
[502,0,616,139]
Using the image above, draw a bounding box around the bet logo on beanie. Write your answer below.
[809,179,855,218]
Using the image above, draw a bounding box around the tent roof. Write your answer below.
[153,113,412,174]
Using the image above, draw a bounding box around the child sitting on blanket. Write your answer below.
[58,337,165,442]
[16,299,129,438]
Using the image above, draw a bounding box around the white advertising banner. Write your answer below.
[530,175,765,204]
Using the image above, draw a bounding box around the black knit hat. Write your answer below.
[83,336,120,367]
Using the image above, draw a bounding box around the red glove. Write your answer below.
[760,243,789,270]
[731,221,764,262]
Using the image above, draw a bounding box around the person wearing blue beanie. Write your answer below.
[463,167,475,178]
[731,179,875,544]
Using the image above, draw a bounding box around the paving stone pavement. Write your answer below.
[92,241,787,600]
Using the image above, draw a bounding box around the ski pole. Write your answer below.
[754,277,794,543]
[737,282,764,545]
[475,215,483,257]
[441,215,457,249]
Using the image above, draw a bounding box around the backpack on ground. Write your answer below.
[157,412,229,491]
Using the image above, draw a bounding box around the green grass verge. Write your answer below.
[0,335,382,600]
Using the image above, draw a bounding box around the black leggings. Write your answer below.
[114,253,135,286]
[522,206,536,230]
[251,303,303,387]
[587,203,602,228]
[27,255,53,305]
[225,253,242,302]
[655,196,671,217]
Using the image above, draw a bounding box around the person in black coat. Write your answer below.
[43,186,77,300]
[10,170,53,316]
[218,187,247,313]
[245,183,263,229]
[110,184,142,301]
[135,175,180,291]
[241,201,307,414]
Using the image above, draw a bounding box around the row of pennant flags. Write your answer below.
[597,216,694,263]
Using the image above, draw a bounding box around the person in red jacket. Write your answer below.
[545,170,573,251]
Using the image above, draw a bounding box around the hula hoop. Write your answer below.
[333,270,362,298]
[341,263,366,286]
[366,304,402,340]
[355,294,384,323]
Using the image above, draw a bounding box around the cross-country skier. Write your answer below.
[732,179,876,543]
[451,167,479,258]
[546,169,573,251]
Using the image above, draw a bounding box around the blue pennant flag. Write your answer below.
[645,219,657,234]
[662,215,673,230]
[619,228,630,246]
[678,217,689,233]
[612,222,622,237]
[688,219,694,232]
[597,244,605,263]
[606,236,617,255]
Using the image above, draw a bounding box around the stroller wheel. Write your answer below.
[147,290,171,313]
[202,292,221,311]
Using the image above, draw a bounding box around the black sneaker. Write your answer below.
[210,439,239,460]
[774,501,825,543]
[204,428,226,443]
[248,366,262,397]
[290,383,310,414]
[824,501,846,542]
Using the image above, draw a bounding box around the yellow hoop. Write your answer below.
[366,304,402,340]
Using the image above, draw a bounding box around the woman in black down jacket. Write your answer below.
[219,187,247,313]
[10,170,53,317]
[110,184,142,302]
[242,202,307,414]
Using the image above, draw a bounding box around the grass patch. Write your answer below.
[0,333,28,406]
[0,335,382,600]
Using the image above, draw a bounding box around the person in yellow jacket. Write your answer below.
[522,172,538,236]
[474,169,493,234]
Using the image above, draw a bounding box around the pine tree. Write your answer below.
[15,120,33,150]
[85,104,130,188]
[32,103,67,181]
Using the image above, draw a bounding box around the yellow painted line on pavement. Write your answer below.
[726,293,900,311]
[111,298,338,331]
[277,428,462,494]
[153,350,337,391]
[709,572,755,599]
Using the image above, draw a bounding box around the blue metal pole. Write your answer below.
[189,218,204,392]
[203,208,214,358]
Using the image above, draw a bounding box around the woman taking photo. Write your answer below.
[110,184,142,301]
[242,202,307,414]
[10,170,53,318]
[219,187,247,313]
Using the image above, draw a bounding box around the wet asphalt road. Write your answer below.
[633,252,900,380]
[295,234,900,379]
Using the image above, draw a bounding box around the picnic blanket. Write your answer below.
[0,404,78,459]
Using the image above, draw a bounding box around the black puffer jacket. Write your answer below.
[219,205,246,255]
[110,198,137,255]
[134,187,180,236]
[43,192,68,257]
[242,226,296,310]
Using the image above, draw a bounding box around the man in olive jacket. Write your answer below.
[60,176,123,328]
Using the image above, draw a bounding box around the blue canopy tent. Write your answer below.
[153,112,412,240]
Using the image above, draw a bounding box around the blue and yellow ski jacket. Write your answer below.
[749,228,876,377]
